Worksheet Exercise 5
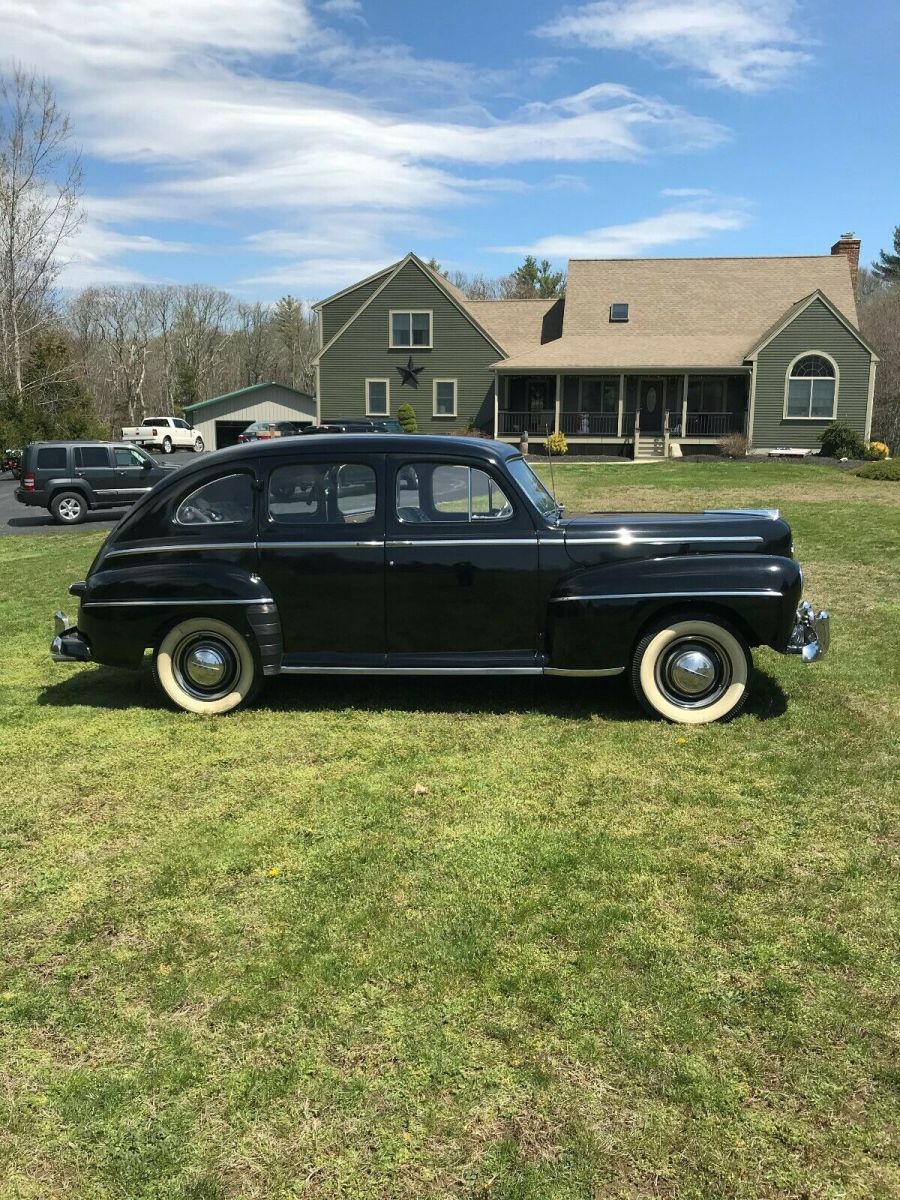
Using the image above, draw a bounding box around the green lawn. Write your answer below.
[1,461,898,1200]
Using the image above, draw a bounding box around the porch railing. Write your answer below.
[559,411,618,437]
[497,409,555,436]
[683,412,742,437]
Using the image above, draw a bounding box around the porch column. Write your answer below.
[681,373,689,438]
[554,374,562,434]
[493,372,499,438]
[617,373,625,437]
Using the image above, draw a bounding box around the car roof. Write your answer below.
[220,433,518,460]
[28,439,143,448]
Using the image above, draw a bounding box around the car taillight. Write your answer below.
[238,435,247,443]
[23,473,35,491]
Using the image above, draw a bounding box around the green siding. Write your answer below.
[318,260,499,433]
[752,298,872,450]
[320,271,392,345]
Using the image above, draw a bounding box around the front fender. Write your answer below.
[546,554,803,672]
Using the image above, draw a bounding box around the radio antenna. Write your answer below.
[545,423,559,517]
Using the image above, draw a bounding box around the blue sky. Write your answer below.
[3,0,898,300]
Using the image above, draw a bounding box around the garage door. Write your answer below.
[215,421,248,449]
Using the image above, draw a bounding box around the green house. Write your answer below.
[314,237,878,457]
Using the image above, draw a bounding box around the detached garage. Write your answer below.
[183,382,317,450]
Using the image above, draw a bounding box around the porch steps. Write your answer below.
[634,437,666,461]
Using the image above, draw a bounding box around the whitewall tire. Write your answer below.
[154,618,260,715]
[631,614,752,725]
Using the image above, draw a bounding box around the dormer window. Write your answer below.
[610,303,629,322]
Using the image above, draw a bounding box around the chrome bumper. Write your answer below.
[786,600,830,663]
[51,611,92,663]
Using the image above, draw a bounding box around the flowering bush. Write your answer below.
[868,440,890,460]
[544,431,569,456]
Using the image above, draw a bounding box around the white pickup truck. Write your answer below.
[121,417,204,454]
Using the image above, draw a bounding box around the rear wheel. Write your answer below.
[51,491,87,525]
[153,618,261,714]
[162,436,174,454]
[631,614,752,724]
[193,436,205,453]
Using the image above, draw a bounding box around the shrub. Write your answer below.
[397,403,417,433]
[868,440,890,460]
[719,432,750,459]
[543,431,568,456]
[818,421,867,459]
[853,459,900,481]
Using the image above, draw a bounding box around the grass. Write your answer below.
[0,460,898,1199]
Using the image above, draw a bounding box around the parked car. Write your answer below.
[50,435,828,721]
[121,416,204,454]
[300,418,403,434]
[2,447,22,478]
[16,441,176,524]
[237,420,310,443]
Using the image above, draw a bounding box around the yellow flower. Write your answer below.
[676,737,687,745]
[267,866,282,878]
[157,963,172,976]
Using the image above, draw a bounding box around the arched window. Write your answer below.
[785,354,837,419]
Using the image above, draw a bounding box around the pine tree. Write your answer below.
[397,402,417,433]
[506,255,566,298]
[872,226,900,284]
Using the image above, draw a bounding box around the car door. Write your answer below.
[112,445,159,504]
[256,453,386,666]
[73,445,116,504]
[385,455,541,666]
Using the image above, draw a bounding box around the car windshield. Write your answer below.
[506,456,560,519]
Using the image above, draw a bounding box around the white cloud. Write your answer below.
[0,0,727,290]
[320,0,364,18]
[536,1,810,92]
[56,220,196,287]
[495,197,751,257]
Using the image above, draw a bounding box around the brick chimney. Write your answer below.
[831,231,861,295]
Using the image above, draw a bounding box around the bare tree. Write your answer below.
[860,284,900,449]
[234,301,274,387]
[83,285,155,425]
[172,284,232,405]
[0,66,82,398]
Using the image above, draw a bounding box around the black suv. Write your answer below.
[16,441,176,525]
[300,418,403,434]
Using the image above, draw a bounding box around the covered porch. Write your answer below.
[492,372,749,455]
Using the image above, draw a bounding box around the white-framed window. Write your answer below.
[432,378,457,418]
[390,310,432,348]
[365,378,390,416]
[784,353,838,419]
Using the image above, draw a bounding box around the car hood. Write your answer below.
[561,508,792,564]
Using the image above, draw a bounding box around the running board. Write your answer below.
[278,665,624,677]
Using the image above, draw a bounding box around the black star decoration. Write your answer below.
[396,356,424,388]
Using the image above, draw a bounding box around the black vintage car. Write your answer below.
[50,435,828,722]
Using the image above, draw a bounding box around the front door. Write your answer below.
[385,454,540,665]
[639,378,664,434]
[256,453,386,664]
[112,445,158,504]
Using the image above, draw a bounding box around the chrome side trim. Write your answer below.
[279,665,544,676]
[386,538,538,548]
[105,542,256,558]
[544,666,625,677]
[82,598,269,607]
[564,535,764,546]
[550,589,782,604]
[262,540,382,550]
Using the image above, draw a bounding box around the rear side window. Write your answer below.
[268,463,377,525]
[36,447,67,469]
[74,446,110,468]
[175,473,254,526]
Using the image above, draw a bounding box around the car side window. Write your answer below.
[174,419,190,429]
[36,447,67,469]
[74,446,110,468]
[396,463,513,523]
[174,472,254,526]
[268,462,377,525]
[114,447,146,467]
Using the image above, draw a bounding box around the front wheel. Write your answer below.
[153,618,261,714]
[193,436,204,453]
[631,614,752,724]
[162,436,174,454]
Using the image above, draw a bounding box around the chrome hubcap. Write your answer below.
[173,636,238,700]
[669,649,717,696]
[657,638,730,708]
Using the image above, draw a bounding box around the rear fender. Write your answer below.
[547,555,802,672]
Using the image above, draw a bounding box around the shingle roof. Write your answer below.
[465,297,564,358]
[183,381,314,413]
[492,255,860,371]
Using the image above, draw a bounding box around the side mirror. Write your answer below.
[142,458,153,470]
